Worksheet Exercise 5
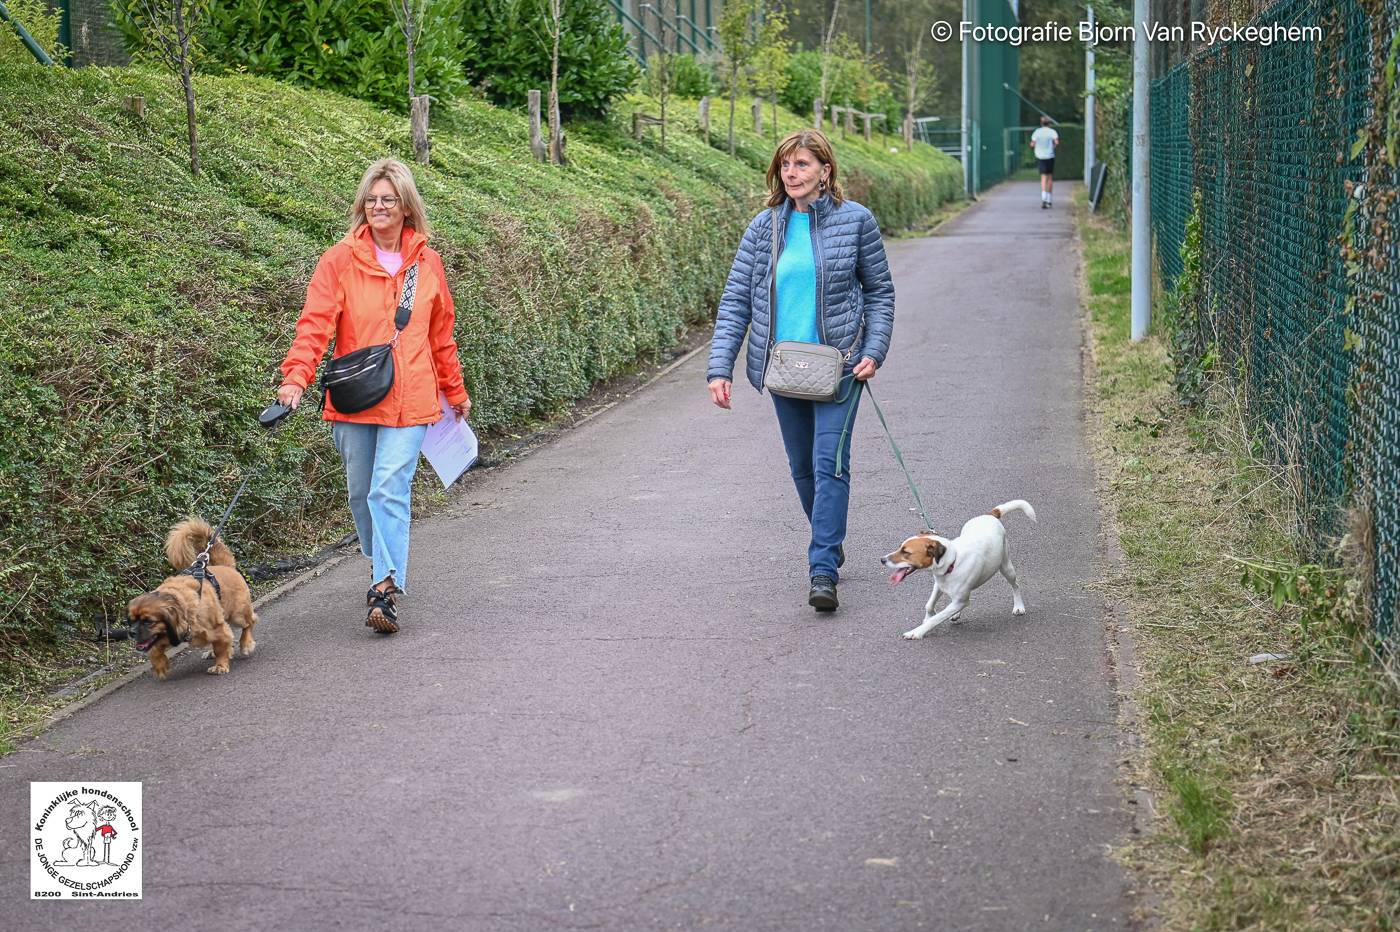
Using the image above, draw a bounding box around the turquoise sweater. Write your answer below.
[773,211,819,343]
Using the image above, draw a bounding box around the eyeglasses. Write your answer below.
[365,195,400,209]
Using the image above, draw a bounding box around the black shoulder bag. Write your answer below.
[319,263,419,414]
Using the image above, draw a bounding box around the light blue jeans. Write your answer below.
[332,422,428,592]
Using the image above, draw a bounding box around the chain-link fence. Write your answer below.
[1149,0,1399,638]
[67,0,128,66]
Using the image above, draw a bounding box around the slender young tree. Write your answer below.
[647,4,673,150]
[391,0,428,99]
[901,30,934,150]
[393,0,432,163]
[546,0,564,163]
[134,0,208,177]
[818,0,842,110]
[716,0,760,155]
[750,4,792,145]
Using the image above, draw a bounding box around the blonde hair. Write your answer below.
[348,157,432,239]
[765,129,845,208]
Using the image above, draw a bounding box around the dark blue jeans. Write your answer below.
[771,381,862,583]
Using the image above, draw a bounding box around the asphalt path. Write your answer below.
[3,181,1134,930]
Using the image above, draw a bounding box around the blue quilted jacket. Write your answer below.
[707,194,895,391]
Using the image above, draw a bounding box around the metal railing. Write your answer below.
[609,0,718,62]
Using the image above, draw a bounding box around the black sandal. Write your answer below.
[366,583,401,634]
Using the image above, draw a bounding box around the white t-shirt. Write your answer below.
[1031,127,1059,159]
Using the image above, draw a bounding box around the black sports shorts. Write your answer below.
[1037,157,1055,175]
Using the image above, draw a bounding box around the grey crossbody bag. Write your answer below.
[761,207,846,403]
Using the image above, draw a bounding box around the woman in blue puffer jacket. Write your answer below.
[707,129,895,612]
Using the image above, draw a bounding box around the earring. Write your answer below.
[819,178,827,191]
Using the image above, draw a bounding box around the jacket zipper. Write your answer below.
[763,209,783,381]
[811,199,827,346]
[388,272,403,419]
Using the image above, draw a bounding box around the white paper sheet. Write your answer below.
[420,393,478,487]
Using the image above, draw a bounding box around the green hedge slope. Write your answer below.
[0,63,960,644]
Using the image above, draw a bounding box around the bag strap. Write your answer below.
[393,262,419,334]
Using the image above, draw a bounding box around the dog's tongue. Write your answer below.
[889,567,911,585]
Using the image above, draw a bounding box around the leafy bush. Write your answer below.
[463,0,638,116]
[0,0,63,63]
[113,0,472,112]
[643,54,718,99]
[781,48,899,128]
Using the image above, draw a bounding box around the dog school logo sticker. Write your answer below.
[31,782,142,899]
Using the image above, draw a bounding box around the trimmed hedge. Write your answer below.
[0,62,960,646]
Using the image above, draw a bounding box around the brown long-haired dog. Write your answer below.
[127,518,258,678]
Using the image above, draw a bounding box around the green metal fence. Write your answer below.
[1149,0,1398,638]
[609,0,720,62]
[966,0,1020,192]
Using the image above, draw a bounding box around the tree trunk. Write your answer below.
[548,0,562,164]
[406,2,416,99]
[728,74,737,156]
[181,61,199,177]
[175,1,198,177]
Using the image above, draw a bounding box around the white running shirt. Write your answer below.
[1031,127,1059,159]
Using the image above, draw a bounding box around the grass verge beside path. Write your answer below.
[1075,192,1400,929]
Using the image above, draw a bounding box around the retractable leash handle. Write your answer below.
[258,400,295,429]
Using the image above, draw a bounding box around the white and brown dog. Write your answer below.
[881,500,1037,640]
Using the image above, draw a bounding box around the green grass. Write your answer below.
[1075,190,1400,929]
[1165,766,1233,857]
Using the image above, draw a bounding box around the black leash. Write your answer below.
[181,400,295,609]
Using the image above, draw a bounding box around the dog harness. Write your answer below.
[172,554,224,647]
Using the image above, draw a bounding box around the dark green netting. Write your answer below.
[1149,0,1397,638]
[969,0,1021,191]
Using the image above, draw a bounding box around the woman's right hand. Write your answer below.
[278,383,304,410]
[708,378,732,410]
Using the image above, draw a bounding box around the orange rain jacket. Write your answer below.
[280,224,469,427]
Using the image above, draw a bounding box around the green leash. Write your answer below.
[835,380,936,532]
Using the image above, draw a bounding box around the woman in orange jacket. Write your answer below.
[277,158,470,634]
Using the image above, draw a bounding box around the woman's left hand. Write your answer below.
[452,399,472,421]
[852,357,878,381]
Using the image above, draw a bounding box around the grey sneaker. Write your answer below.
[808,575,838,611]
